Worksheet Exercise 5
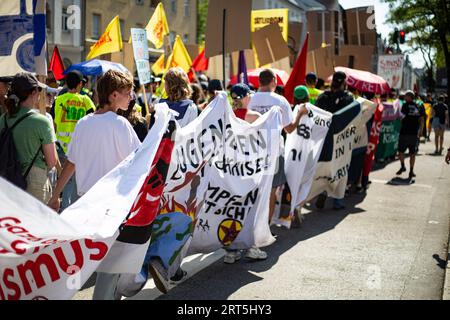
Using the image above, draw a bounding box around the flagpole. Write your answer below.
[141,84,150,116]
[222,9,226,89]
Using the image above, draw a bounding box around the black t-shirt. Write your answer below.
[400,101,424,135]
[433,102,448,124]
[133,119,148,142]
[315,90,355,114]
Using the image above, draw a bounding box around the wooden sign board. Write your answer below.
[205,0,252,58]
[252,23,290,66]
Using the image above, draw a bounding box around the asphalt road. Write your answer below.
[74,132,450,300]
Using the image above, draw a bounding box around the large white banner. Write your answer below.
[274,104,332,228]
[148,93,283,280]
[0,105,172,300]
[377,55,404,89]
[307,98,376,201]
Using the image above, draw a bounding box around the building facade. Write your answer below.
[84,0,197,57]
[46,0,84,66]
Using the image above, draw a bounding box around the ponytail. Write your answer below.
[4,89,35,116]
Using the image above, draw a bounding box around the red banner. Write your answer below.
[362,101,384,185]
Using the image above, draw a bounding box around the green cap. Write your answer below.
[294,85,309,100]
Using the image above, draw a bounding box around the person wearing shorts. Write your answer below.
[397,90,424,179]
[431,95,448,154]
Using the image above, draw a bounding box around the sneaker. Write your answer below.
[170,267,187,283]
[291,208,303,229]
[223,250,242,264]
[333,198,346,210]
[245,247,268,260]
[315,193,327,209]
[148,258,170,294]
[396,166,406,175]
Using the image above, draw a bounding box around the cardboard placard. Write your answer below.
[306,46,334,80]
[252,23,290,66]
[339,45,375,72]
[204,0,252,58]
[231,49,256,76]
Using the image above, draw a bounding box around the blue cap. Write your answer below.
[231,83,251,100]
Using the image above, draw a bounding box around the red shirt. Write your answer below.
[234,108,248,120]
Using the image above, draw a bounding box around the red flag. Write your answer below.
[50,46,65,81]
[284,33,309,104]
[188,48,209,82]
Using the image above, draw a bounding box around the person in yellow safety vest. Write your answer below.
[53,70,96,211]
[305,72,323,105]
[54,70,96,153]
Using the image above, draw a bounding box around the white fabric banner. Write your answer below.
[274,104,332,228]
[158,93,283,257]
[0,105,171,300]
[307,98,376,201]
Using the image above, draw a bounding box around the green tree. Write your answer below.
[197,0,209,44]
[382,0,450,96]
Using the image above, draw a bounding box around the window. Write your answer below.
[183,33,189,43]
[184,0,190,17]
[62,7,70,32]
[46,2,52,30]
[93,14,101,39]
[120,19,125,34]
[171,0,177,14]
[169,31,176,45]
[150,0,160,7]
[135,0,144,5]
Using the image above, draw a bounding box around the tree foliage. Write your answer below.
[197,0,209,44]
[382,0,450,92]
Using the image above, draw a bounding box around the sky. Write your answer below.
[339,0,425,69]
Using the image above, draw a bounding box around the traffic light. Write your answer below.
[399,30,406,44]
[393,29,399,44]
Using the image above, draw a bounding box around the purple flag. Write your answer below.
[238,50,249,85]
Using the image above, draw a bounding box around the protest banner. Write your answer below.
[362,102,384,186]
[272,104,332,228]
[145,93,283,285]
[0,105,173,300]
[377,55,404,89]
[307,98,377,201]
[375,101,402,161]
[0,0,47,76]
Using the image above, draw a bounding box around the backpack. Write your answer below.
[0,113,41,190]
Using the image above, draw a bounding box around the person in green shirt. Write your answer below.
[305,72,323,105]
[0,73,57,203]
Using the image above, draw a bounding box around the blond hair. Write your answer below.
[97,70,134,107]
[164,67,192,102]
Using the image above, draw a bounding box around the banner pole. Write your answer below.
[141,84,150,116]
[222,8,226,89]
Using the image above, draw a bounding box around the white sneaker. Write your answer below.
[224,250,242,264]
[245,247,267,260]
[148,258,170,294]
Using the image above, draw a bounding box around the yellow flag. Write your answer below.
[87,16,123,60]
[146,3,169,49]
[151,53,165,75]
[165,35,192,73]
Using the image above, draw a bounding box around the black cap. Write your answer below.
[11,73,46,94]
[208,79,223,92]
[231,83,252,100]
[332,71,347,87]
[82,76,88,84]
[0,76,14,83]
[200,81,208,91]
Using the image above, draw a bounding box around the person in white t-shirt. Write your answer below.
[247,69,307,258]
[48,70,141,300]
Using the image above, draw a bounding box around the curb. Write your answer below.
[443,234,450,300]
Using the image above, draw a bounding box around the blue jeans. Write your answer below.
[61,175,79,211]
